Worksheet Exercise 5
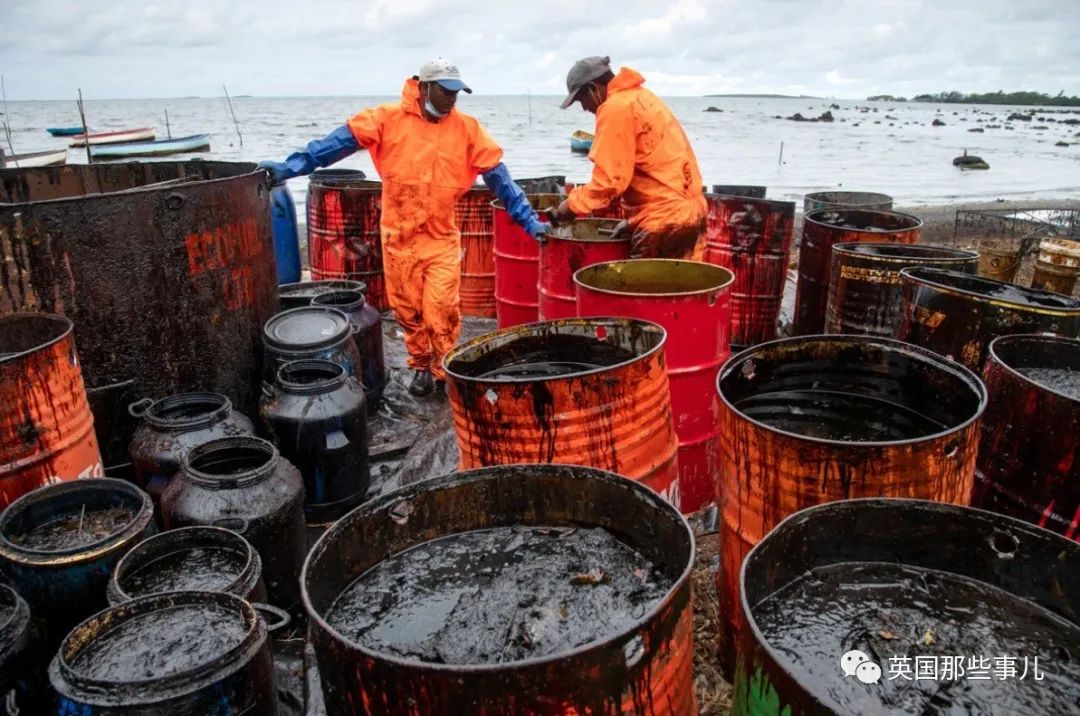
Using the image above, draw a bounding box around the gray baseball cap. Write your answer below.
[560,56,612,109]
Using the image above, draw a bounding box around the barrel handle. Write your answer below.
[214,517,250,535]
[128,397,155,417]
[261,382,275,401]
[251,602,291,634]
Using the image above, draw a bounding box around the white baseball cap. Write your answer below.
[418,57,472,94]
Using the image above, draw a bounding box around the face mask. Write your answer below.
[423,88,449,119]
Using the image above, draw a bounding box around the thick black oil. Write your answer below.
[11,505,136,551]
[326,525,672,664]
[71,603,248,681]
[0,601,12,628]
[452,334,635,380]
[735,390,946,441]
[753,562,1080,714]
[1017,367,1080,401]
[123,547,246,597]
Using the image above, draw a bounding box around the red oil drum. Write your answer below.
[538,219,626,320]
[703,194,796,345]
[493,195,562,329]
[456,186,496,318]
[1,314,102,509]
[575,260,733,514]
[307,174,388,312]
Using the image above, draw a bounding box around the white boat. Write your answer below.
[0,148,68,168]
[69,127,156,147]
[89,134,210,159]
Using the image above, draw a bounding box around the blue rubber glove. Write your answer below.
[257,125,359,185]
[482,163,547,242]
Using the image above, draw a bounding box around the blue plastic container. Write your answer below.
[270,184,301,284]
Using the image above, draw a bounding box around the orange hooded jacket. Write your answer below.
[567,68,707,234]
[345,78,504,245]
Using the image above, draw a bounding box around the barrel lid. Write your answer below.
[264,307,351,351]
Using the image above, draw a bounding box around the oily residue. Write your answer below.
[1017,367,1080,400]
[71,603,248,681]
[753,562,1080,714]
[734,390,945,441]
[122,547,246,597]
[451,334,635,380]
[326,525,671,664]
[10,505,135,551]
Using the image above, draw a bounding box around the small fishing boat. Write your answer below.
[69,127,155,147]
[46,126,86,136]
[88,133,211,159]
[0,148,67,168]
[570,130,594,154]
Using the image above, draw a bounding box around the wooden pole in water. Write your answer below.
[778,140,784,167]
[164,108,172,139]
[1,75,16,159]
[527,89,532,127]
[222,84,243,148]
[77,89,92,164]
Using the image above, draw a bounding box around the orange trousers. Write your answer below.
[382,232,462,380]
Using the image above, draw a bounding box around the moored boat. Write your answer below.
[88,133,211,159]
[570,129,594,153]
[46,127,85,137]
[68,127,155,147]
[0,148,67,168]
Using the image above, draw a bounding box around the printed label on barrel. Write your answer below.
[840,265,902,285]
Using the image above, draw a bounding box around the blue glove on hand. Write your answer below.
[257,125,359,185]
[525,218,552,245]
[482,163,545,236]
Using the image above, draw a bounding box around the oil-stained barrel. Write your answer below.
[457,186,497,318]
[0,161,278,471]
[538,218,626,320]
[444,318,681,505]
[793,208,922,335]
[973,335,1080,540]
[107,525,267,605]
[0,478,155,652]
[895,267,1080,371]
[711,185,767,198]
[306,172,388,311]
[493,194,561,328]
[802,190,893,214]
[0,583,36,714]
[1,313,102,509]
[703,195,796,345]
[263,306,364,389]
[278,279,365,312]
[824,243,980,337]
[1031,237,1080,295]
[714,336,986,675]
[734,498,1080,715]
[161,436,306,610]
[311,289,387,411]
[302,464,695,715]
[50,591,278,715]
[575,260,734,514]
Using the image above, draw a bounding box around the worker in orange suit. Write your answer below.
[550,56,708,260]
[260,59,551,397]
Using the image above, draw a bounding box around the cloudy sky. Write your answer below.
[1,0,1078,101]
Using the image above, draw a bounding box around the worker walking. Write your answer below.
[550,56,708,260]
[260,59,550,397]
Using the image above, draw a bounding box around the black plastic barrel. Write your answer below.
[311,289,386,410]
[734,498,1080,715]
[161,436,305,611]
[0,583,36,714]
[0,478,155,652]
[107,525,266,605]
[50,591,278,715]
[128,392,255,520]
[263,306,363,389]
[302,464,696,714]
[278,279,366,312]
[261,360,369,524]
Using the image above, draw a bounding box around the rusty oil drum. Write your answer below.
[493,194,562,328]
[895,267,1080,371]
[802,190,893,215]
[444,318,681,505]
[1,313,102,509]
[306,172,388,311]
[0,161,278,471]
[575,260,734,514]
[538,218,626,320]
[793,208,922,335]
[456,186,497,318]
[301,464,695,715]
[703,194,796,345]
[824,243,980,337]
[734,498,1080,715]
[711,185,767,198]
[714,335,986,675]
[973,335,1080,540]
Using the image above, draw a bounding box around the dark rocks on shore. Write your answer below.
[1063,118,1080,125]
[705,106,723,112]
[986,124,1001,129]
[933,119,946,126]
[1056,141,1070,147]
[968,128,984,132]
[830,103,840,110]
[1033,126,1049,130]
[787,111,834,123]
[1008,113,1033,121]
[953,150,989,170]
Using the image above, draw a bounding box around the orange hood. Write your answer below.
[608,67,646,96]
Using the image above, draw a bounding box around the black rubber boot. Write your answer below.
[408,369,435,397]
